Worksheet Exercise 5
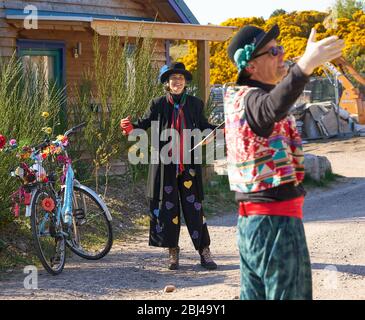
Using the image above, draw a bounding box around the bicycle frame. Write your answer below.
[73,179,112,222]
[34,133,112,244]
[61,161,74,226]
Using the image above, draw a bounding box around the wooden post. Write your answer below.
[197,40,210,105]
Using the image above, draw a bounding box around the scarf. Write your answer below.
[167,91,187,175]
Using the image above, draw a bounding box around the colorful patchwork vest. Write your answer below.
[223,86,305,193]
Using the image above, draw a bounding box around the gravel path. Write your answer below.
[0,137,364,300]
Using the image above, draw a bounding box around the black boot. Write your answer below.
[168,246,180,270]
[199,247,217,270]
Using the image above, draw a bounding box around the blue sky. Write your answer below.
[183,0,336,25]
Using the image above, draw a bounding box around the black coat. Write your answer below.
[133,94,216,202]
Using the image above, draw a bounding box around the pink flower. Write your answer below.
[9,139,17,146]
[57,155,65,163]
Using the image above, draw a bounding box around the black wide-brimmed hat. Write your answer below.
[159,62,193,84]
[227,24,280,64]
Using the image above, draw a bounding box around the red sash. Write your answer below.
[239,196,304,219]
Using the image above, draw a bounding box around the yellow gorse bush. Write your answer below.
[180,10,365,84]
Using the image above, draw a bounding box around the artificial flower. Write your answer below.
[0,135,6,149]
[56,135,68,146]
[48,145,56,154]
[57,155,65,163]
[24,171,36,183]
[22,146,32,153]
[7,139,18,149]
[38,173,47,182]
[14,167,24,178]
[55,146,62,154]
[41,197,55,212]
[43,146,52,155]
[16,146,32,160]
[19,152,31,160]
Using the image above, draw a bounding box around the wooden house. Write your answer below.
[0,0,236,104]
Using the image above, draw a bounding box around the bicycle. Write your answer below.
[6,123,113,275]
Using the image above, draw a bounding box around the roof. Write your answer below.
[5,9,154,22]
[5,0,199,25]
[168,0,199,24]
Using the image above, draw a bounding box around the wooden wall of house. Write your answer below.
[0,0,167,57]
[0,7,18,58]
[17,28,166,95]
[0,0,168,90]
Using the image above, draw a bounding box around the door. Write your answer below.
[17,40,66,129]
[19,49,62,88]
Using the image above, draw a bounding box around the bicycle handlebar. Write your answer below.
[32,139,51,151]
[64,122,86,137]
[32,123,86,153]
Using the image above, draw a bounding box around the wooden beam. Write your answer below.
[197,40,210,104]
[6,18,237,41]
[91,19,236,41]
[6,19,90,31]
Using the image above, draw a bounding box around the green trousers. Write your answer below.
[237,215,312,300]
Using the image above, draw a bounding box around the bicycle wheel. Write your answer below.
[31,186,66,275]
[65,186,113,260]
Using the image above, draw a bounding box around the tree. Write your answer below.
[270,9,287,18]
[179,10,365,84]
[334,0,364,19]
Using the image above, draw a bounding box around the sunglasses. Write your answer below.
[253,45,284,59]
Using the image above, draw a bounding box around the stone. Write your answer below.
[304,153,332,181]
[304,154,320,181]
[163,285,176,293]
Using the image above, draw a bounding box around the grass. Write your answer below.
[203,174,236,216]
[302,171,342,188]
[0,218,39,276]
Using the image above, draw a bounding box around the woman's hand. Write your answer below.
[120,116,133,135]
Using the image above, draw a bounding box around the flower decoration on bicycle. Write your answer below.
[0,122,113,275]
[1,132,71,219]
[42,197,56,212]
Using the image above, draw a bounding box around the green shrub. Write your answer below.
[0,55,64,228]
[70,34,164,192]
